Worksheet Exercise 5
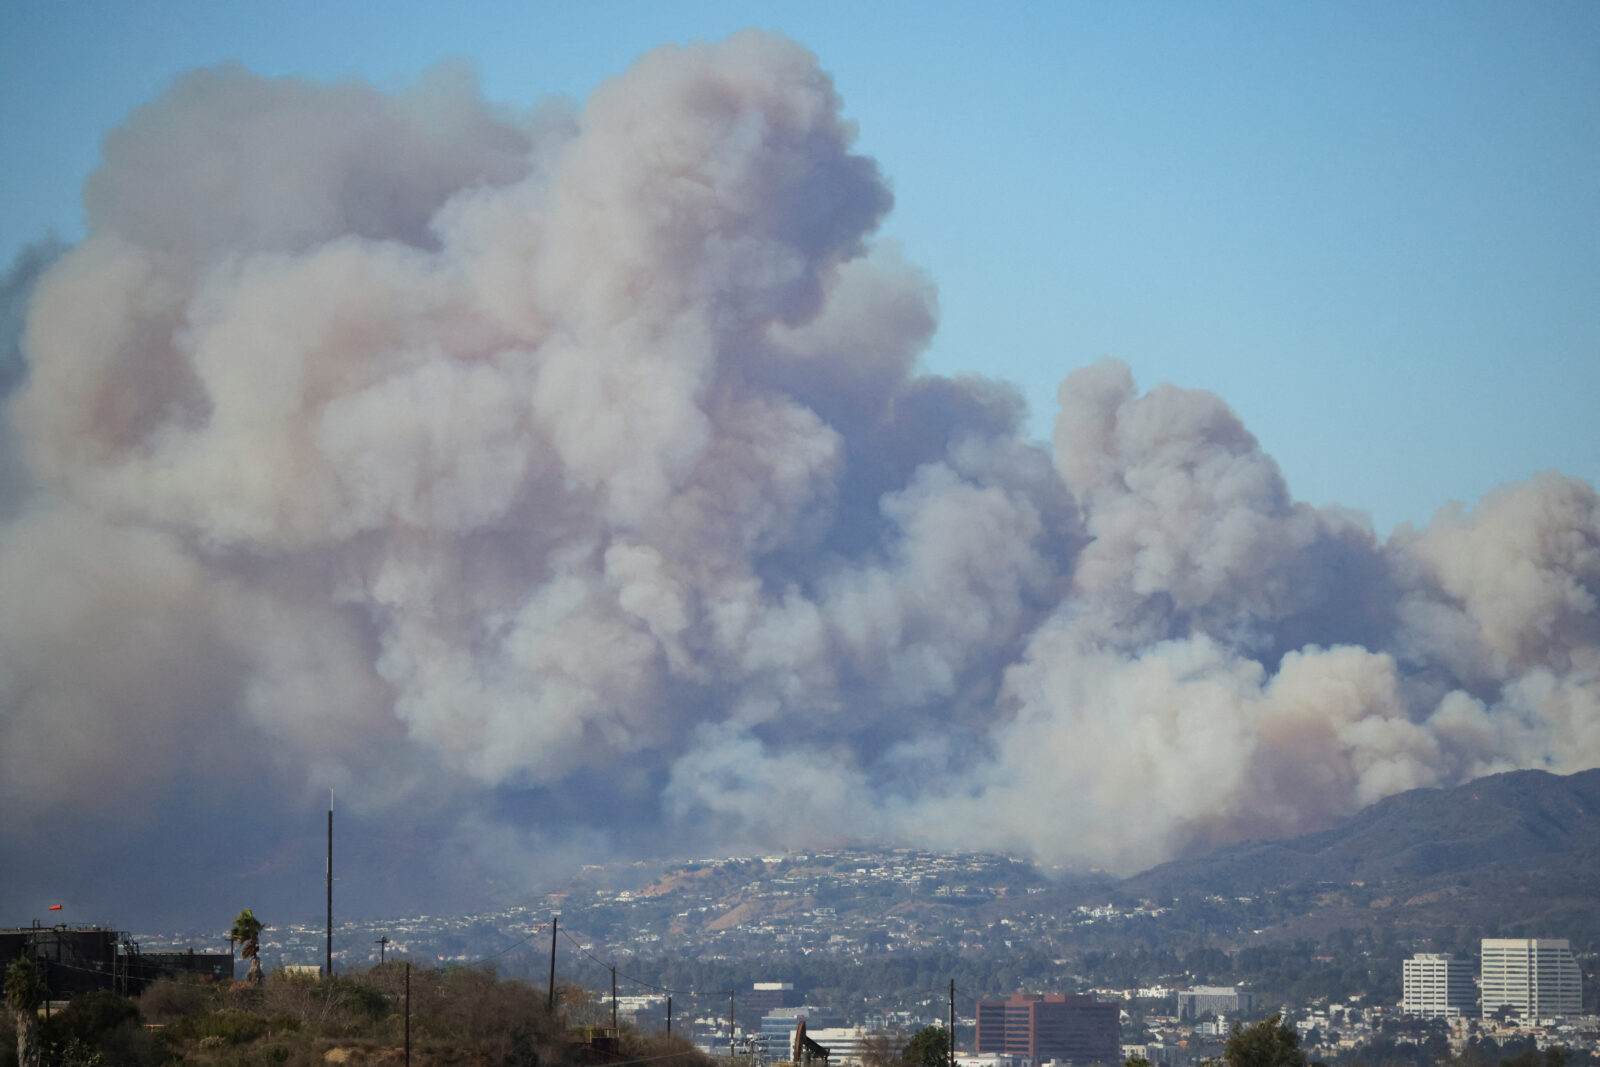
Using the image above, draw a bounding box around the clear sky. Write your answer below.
[3,1,1596,534]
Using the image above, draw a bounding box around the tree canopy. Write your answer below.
[229,908,263,952]
[6,955,49,1067]
[230,907,266,984]
[903,1025,950,1067]
[4,956,46,1015]
[1222,1014,1309,1067]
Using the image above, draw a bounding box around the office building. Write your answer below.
[614,995,669,1030]
[975,993,1120,1066]
[1402,954,1476,1018]
[1481,939,1583,1019]
[1177,987,1257,1020]
[741,981,800,1029]
[759,1007,844,1059]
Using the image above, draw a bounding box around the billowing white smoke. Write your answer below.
[1,32,1595,903]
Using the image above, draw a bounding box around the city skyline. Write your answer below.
[4,838,1593,1066]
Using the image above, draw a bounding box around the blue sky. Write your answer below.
[3,1,1596,534]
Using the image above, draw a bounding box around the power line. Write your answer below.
[558,926,696,995]
[465,920,554,966]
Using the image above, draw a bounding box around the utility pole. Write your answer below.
[611,965,618,1031]
[376,936,388,964]
[948,979,955,1067]
[404,963,411,1067]
[326,791,334,978]
[729,990,736,1063]
[667,994,673,1036]
[548,916,558,1013]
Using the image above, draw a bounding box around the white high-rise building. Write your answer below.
[1480,939,1583,1019]
[1402,953,1477,1018]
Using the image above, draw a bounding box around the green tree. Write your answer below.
[39,991,152,1067]
[4,956,47,1067]
[1499,1049,1572,1067]
[1223,1014,1306,1067]
[230,908,264,985]
[904,1026,950,1067]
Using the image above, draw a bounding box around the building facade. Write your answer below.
[741,981,800,1029]
[0,927,119,998]
[1401,953,1477,1018]
[974,993,1120,1066]
[1177,987,1258,1020]
[1480,939,1583,1019]
[759,1008,844,1059]
[803,1026,892,1064]
[1,925,230,998]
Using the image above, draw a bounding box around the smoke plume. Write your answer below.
[1,32,1595,919]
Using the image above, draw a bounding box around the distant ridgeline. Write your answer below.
[0,924,232,999]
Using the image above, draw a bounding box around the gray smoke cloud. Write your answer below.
[1,31,1595,918]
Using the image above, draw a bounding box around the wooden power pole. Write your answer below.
[548,916,558,1013]
[325,794,333,978]
[949,979,956,1067]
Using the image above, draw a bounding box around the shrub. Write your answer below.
[42,991,141,1043]
[166,1009,268,1046]
[138,977,219,1022]
[36,992,161,1067]
[260,974,390,1038]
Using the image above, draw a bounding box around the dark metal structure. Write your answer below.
[793,1019,832,1065]
[0,925,118,998]
[129,949,233,985]
[1,924,232,999]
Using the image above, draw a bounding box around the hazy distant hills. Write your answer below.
[1117,767,1600,944]
[534,767,1600,957]
[1123,767,1600,893]
[122,767,1597,968]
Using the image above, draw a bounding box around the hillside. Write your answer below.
[511,769,1600,966]
[123,769,1600,983]
[1118,767,1600,945]
[1122,767,1600,891]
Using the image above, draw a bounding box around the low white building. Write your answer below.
[803,1026,895,1064]
[955,1054,1029,1067]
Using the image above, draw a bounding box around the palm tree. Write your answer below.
[4,955,47,1067]
[230,908,265,985]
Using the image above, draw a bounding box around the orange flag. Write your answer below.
[48,904,62,910]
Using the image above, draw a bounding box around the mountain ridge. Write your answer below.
[1120,766,1600,897]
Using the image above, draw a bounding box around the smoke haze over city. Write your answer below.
[1,31,1596,925]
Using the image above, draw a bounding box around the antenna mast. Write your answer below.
[326,789,333,977]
